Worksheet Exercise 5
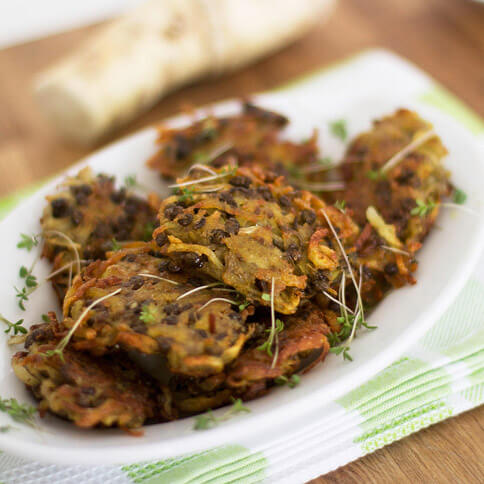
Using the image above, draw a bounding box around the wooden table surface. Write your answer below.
[1,0,483,481]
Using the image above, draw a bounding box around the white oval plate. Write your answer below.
[0,91,483,466]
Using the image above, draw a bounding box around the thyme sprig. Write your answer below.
[193,398,250,430]
[411,199,436,217]
[0,397,36,427]
[15,263,39,311]
[0,314,27,335]
[274,374,300,388]
[17,234,40,251]
[329,119,348,141]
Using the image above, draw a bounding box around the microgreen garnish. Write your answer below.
[176,187,195,203]
[274,374,300,388]
[193,398,250,430]
[329,345,353,361]
[257,278,282,368]
[329,119,348,141]
[197,297,239,312]
[41,314,50,323]
[381,245,411,257]
[0,397,36,427]
[46,260,88,282]
[43,230,81,276]
[0,315,27,335]
[143,222,155,241]
[238,302,250,312]
[296,181,345,192]
[140,305,159,324]
[453,188,467,205]
[168,165,237,190]
[45,289,122,360]
[334,200,346,213]
[191,143,233,166]
[17,233,40,252]
[320,211,370,360]
[14,264,39,311]
[261,293,271,302]
[138,273,180,285]
[111,238,122,251]
[411,199,436,217]
[176,283,222,301]
[124,174,137,189]
[366,169,385,181]
[258,318,284,357]
[187,164,218,177]
[381,129,435,174]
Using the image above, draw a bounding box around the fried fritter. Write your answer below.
[154,165,360,315]
[226,303,331,399]
[62,245,252,377]
[12,316,158,429]
[41,167,159,301]
[147,102,318,180]
[334,109,451,247]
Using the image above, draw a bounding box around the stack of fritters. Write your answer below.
[12,105,450,430]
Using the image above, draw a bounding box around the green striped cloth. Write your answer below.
[0,49,482,483]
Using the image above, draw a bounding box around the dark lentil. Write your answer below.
[51,198,70,218]
[164,204,183,221]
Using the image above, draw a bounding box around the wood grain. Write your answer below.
[0,0,483,481]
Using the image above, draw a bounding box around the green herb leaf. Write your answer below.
[366,170,385,181]
[177,187,195,203]
[17,234,39,252]
[329,120,348,141]
[0,397,36,427]
[257,340,273,356]
[41,314,50,323]
[143,222,155,242]
[274,374,300,388]
[44,348,66,362]
[111,238,122,251]
[411,199,436,217]
[124,174,137,188]
[238,302,250,312]
[261,293,271,302]
[334,200,346,212]
[193,398,250,431]
[288,374,300,388]
[140,305,158,324]
[453,188,467,205]
[0,315,27,335]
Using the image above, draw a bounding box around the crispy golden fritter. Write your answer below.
[334,109,451,247]
[226,303,331,399]
[147,102,318,180]
[154,165,360,314]
[62,245,253,377]
[41,167,159,301]
[12,317,158,429]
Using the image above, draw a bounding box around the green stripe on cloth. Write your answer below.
[121,445,267,484]
[419,85,484,135]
